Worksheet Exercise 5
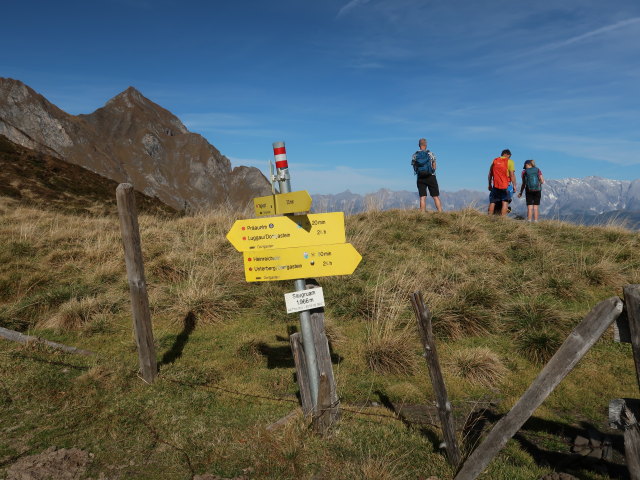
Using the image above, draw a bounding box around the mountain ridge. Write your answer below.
[0,133,175,216]
[311,177,640,228]
[0,78,271,210]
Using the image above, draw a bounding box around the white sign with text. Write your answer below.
[284,287,325,314]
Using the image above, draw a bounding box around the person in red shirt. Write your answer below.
[487,149,517,216]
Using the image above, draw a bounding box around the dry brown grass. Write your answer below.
[445,347,507,388]
[363,270,420,375]
[38,295,113,330]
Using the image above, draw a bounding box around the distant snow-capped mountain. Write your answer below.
[311,177,640,228]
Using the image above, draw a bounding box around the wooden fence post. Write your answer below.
[455,296,623,480]
[313,373,332,436]
[410,291,461,467]
[116,183,157,384]
[624,285,640,391]
[609,398,640,480]
[290,332,313,415]
[307,282,340,425]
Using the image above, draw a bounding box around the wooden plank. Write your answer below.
[609,398,640,480]
[116,183,157,384]
[624,285,640,391]
[410,292,461,467]
[0,326,94,356]
[290,332,313,415]
[615,310,631,343]
[307,282,340,425]
[313,373,332,435]
[455,296,623,480]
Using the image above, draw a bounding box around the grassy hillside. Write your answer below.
[1,197,639,479]
[0,134,176,216]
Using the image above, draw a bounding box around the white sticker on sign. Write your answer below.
[284,287,325,314]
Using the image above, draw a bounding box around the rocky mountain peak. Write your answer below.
[93,86,188,136]
[0,79,271,210]
[106,86,148,108]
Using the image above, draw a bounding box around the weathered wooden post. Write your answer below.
[116,183,157,384]
[624,285,640,390]
[410,291,461,467]
[290,332,313,415]
[0,326,94,356]
[455,297,623,480]
[307,282,340,426]
[609,398,640,479]
[313,373,333,435]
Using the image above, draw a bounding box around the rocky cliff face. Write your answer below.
[0,78,271,210]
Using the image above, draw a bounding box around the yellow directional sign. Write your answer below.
[226,212,346,252]
[243,243,362,282]
[254,190,312,216]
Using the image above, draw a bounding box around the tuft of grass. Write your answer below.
[446,347,507,388]
[323,316,347,349]
[363,271,419,376]
[516,329,562,364]
[39,295,117,330]
[505,295,567,332]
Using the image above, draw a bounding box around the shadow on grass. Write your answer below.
[463,407,629,479]
[257,343,295,369]
[11,353,89,371]
[375,390,442,451]
[159,311,196,366]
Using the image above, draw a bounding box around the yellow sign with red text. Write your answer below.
[226,212,345,251]
[243,243,362,282]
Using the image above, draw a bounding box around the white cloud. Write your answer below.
[532,17,640,54]
[525,134,640,166]
[337,0,372,18]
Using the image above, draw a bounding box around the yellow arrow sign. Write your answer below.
[253,190,312,216]
[226,212,346,252]
[244,243,362,282]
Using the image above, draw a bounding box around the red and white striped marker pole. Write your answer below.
[272,141,292,194]
[272,141,320,407]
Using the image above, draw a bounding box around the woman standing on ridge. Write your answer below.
[518,159,544,222]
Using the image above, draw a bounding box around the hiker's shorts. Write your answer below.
[526,190,541,206]
[489,187,509,203]
[417,173,439,197]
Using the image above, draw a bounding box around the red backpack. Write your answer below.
[491,156,510,189]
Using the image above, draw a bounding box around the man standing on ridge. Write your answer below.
[488,149,517,216]
[411,138,443,212]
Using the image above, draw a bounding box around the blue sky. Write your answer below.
[2,0,640,194]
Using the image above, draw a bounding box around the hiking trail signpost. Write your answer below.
[226,141,361,424]
[226,212,346,251]
[253,190,313,216]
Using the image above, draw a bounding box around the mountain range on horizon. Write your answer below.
[312,177,640,228]
[0,78,271,211]
[1,77,639,229]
